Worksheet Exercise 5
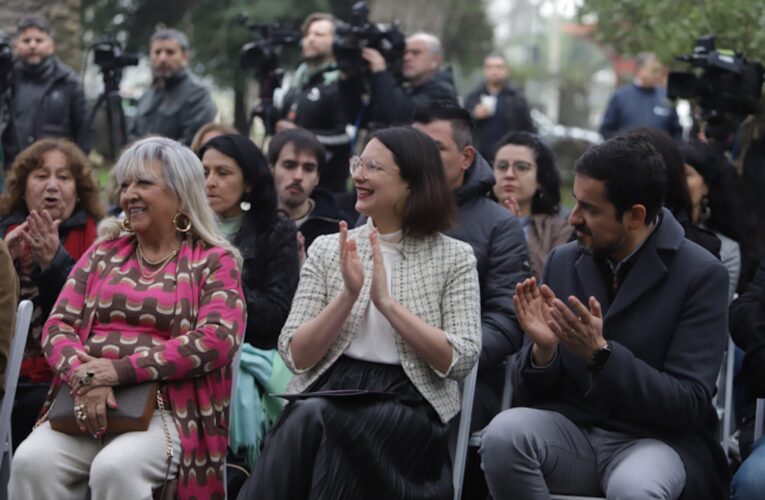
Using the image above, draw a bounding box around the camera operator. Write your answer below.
[129,28,216,146]
[3,17,90,166]
[345,32,457,127]
[275,13,351,193]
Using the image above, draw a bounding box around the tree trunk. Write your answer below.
[0,0,83,71]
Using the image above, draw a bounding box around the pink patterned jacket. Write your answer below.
[42,235,246,499]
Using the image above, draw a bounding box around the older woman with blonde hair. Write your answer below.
[9,137,246,499]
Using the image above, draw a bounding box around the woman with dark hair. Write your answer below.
[0,138,105,449]
[199,134,300,350]
[491,131,572,277]
[238,126,481,499]
[625,128,722,260]
[681,140,758,298]
[199,134,300,469]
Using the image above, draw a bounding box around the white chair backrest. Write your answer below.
[450,362,477,500]
[0,300,34,466]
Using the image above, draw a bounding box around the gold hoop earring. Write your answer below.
[173,213,192,233]
[121,218,134,233]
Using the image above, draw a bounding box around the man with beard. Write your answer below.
[3,17,89,166]
[268,127,353,263]
[130,28,216,145]
[275,13,351,193]
[480,134,730,500]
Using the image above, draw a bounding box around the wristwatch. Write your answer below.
[590,342,612,373]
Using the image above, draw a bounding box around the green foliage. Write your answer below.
[577,0,765,64]
[441,0,494,76]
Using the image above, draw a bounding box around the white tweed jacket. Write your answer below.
[278,222,482,423]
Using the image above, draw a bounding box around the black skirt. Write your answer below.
[237,356,453,500]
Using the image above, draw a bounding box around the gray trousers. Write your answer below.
[479,408,686,500]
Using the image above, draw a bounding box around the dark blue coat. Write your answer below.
[513,208,730,500]
[599,83,682,140]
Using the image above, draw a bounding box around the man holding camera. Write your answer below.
[130,28,216,146]
[275,13,351,193]
[351,32,457,127]
[2,17,89,166]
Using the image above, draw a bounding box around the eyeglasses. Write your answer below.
[493,160,534,176]
[349,156,389,176]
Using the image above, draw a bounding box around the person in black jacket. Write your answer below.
[199,134,299,350]
[275,13,351,193]
[730,262,765,499]
[341,32,458,129]
[464,53,536,159]
[3,17,90,166]
[413,101,530,428]
[267,128,354,263]
[130,29,216,146]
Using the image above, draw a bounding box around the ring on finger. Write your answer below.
[79,371,94,386]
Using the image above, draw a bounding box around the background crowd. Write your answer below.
[0,6,764,500]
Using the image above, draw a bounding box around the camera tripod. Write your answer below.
[86,65,128,160]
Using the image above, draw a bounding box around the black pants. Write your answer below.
[238,356,452,500]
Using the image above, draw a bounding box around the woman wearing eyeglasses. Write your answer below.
[238,126,482,499]
[491,131,573,278]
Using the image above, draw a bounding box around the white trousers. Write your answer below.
[8,410,181,500]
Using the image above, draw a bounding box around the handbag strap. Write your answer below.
[157,388,174,499]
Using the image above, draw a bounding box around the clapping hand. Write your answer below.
[26,210,61,270]
[502,196,522,217]
[369,230,393,314]
[547,295,606,361]
[339,221,363,297]
[514,278,558,347]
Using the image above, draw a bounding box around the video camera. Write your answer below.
[333,1,405,74]
[668,35,764,119]
[0,33,12,81]
[238,16,300,78]
[91,38,139,71]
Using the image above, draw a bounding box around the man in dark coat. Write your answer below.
[130,28,216,145]
[274,13,351,193]
[464,53,535,159]
[480,134,730,500]
[268,127,353,263]
[3,17,90,165]
[413,101,530,430]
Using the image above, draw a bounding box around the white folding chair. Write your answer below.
[0,300,33,495]
[468,353,517,448]
[450,362,477,500]
[754,398,764,442]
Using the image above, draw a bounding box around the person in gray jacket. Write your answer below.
[130,28,216,145]
[413,101,531,430]
[3,17,90,166]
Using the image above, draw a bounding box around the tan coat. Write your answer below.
[527,214,574,279]
[279,222,482,424]
[0,239,19,396]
